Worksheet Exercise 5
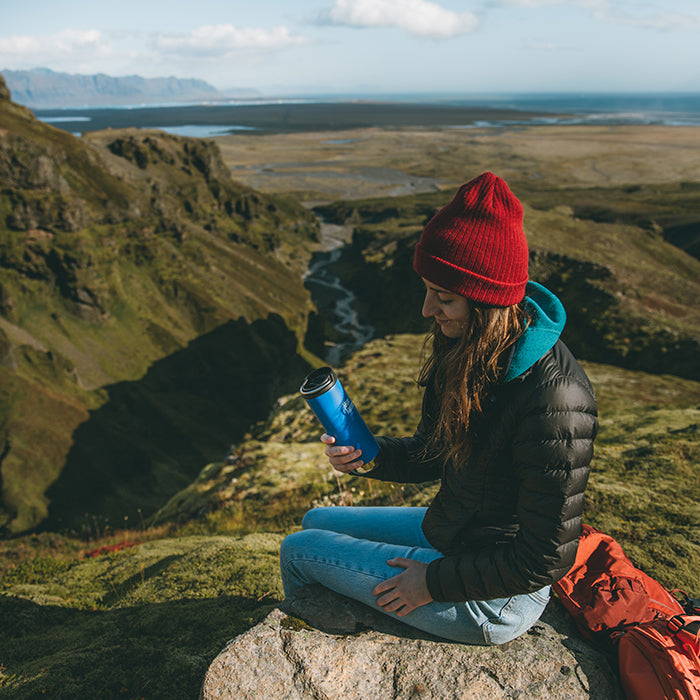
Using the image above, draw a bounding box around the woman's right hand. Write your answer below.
[321,433,364,473]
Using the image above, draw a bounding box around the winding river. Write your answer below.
[300,172,442,368]
[303,219,375,368]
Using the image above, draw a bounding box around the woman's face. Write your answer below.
[421,278,470,338]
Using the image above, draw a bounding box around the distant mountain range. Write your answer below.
[2,68,257,108]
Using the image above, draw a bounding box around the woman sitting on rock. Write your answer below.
[280,172,598,644]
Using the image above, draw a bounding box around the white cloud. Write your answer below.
[320,0,479,38]
[498,0,606,7]
[609,10,700,31]
[497,0,700,30]
[154,25,310,58]
[0,29,111,66]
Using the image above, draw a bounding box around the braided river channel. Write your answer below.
[303,218,374,368]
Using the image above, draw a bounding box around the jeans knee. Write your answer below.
[280,530,308,568]
[480,592,547,645]
[301,507,328,530]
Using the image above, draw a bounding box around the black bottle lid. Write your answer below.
[300,367,337,398]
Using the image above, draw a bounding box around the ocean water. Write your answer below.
[34,92,700,137]
[341,92,700,127]
[439,93,700,127]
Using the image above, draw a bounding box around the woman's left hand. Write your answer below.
[372,558,433,616]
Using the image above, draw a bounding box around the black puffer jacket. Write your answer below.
[364,283,598,603]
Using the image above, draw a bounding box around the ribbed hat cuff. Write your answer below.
[414,243,528,307]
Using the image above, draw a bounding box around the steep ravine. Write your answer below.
[43,315,314,533]
[43,212,380,533]
[303,217,375,367]
[314,194,700,381]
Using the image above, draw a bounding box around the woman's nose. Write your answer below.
[422,291,437,318]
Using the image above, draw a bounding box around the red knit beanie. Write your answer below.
[413,172,529,306]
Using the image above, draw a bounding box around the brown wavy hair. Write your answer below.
[418,301,530,466]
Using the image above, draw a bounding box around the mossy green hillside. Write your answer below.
[1,82,321,533]
[0,533,283,699]
[1,333,698,698]
[43,315,314,535]
[1,129,320,377]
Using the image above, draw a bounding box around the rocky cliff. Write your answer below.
[0,73,320,533]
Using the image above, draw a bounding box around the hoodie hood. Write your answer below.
[503,281,566,382]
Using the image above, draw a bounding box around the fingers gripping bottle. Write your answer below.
[300,367,379,463]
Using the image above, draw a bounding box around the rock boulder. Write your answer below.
[201,585,623,699]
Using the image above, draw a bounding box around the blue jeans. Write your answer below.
[279,506,550,645]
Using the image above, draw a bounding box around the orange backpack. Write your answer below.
[616,615,700,700]
[553,525,700,699]
[553,524,684,645]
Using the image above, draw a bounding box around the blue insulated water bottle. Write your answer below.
[300,367,379,463]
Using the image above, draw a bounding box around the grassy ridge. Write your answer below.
[0,533,283,698]
[518,181,700,260]
[1,335,698,697]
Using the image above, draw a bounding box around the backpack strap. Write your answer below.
[667,615,700,677]
[672,590,700,616]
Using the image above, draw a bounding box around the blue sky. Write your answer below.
[1,0,699,95]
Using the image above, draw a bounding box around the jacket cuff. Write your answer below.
[426,558,446,601]
[349,438,386,477]
[349,459,377,476]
